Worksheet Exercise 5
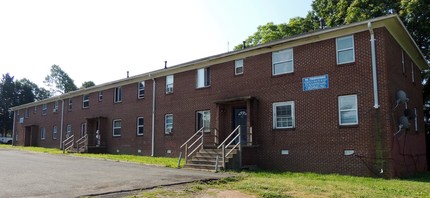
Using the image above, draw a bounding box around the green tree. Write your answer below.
[0,73,16,137]
[81,81,96,89]
[234,14,319,50]
[44,64,78,95]
[18,78,50,101]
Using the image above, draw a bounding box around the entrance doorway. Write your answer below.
[24,125,38,146]
[233,107,247,144]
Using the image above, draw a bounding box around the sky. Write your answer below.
[0,0,313,88]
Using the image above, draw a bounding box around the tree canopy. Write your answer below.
[234,0,429,62]
[0,73,50,136]
[44,64,78,95]
[81,81,96,89]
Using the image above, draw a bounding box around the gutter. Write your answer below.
[60,99,65,149]
[11,110,16,145]
[150,75,156,156]
[368,22,380,109]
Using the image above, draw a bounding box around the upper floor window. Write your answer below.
[272,48,293,75]
[98,91,103,101]
[68,99,72,111]
[273,101,295,129]
[411,63,415,83]
[42,104,47,115]
[336,35,355,64]
[113,119,122,137]
[83,95,89,108]
[138,81,145,99]
[235,59,244,75]
[166,75,174,94]
[196,68,210,88]
[114,87,122,103]
[196,110,211,132]
[137,117,144,136]
[34,106,37,114]
[24,108,29,118]
[165,114,173,134]
[53,101,59,112]
[338,95,358,125]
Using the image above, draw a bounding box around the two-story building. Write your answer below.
[10,15,428,178]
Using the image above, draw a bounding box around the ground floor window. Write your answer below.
[81,123,87,137]
[137,117,144,135]
[338,94,358,125]
[113,119,122,137]
[40,127,46,140]
[66,124,72,138]
[273,101,295,129]
[196,110,210,132]
[53,126,57,140]
[165,114,173,134]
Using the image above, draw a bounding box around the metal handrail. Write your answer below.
[63,135,75,153]
[178,127,204,165]
[76,134,88,153]
[217,125,240,149]
[218,125,242,169]
[180,127,204,148]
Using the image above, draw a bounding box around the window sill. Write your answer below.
[136,134,144,137]
[138,97,145,100]
[112,135,122,138]
[196,85,211,90]
[234,73,244,76]
[164,133,173,136]
[338,124,359,129]
[273,127,295,132]
[272,72,294,77]
[165,92,174,95]
[337,61,355,66]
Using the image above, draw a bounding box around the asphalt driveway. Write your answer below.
[0,148,230,198]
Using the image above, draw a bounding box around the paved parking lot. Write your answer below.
[0,148,230,197]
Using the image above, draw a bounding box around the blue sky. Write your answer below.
[0,0,313,87]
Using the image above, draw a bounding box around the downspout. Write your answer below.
[150,75,156,156]
[11,110,16,145]
[60,99,65,149]
[368,22,380,109]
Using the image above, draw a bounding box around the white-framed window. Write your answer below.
[68,99,72,111]
[98,91,103,101]
[196,110,211,132]
[336,35,355,64]
[235,59,244,75]
[83,95,89,108]
[411,63,415,83]
[34,106,37,113]
[138,81,145,99]
[114,87,122,103]
[137,117,144,136]
[66,124,72,138]
[338,95,358,125]
[401,50,405,75]
[41,127,46,140]
[113,119,121,137]
[196,68,210,88]
[272,48,293,75]
[81,123,87,137]
[42,104,47,115]
[273,101,295,129]
[165,114,173,134]
[53,126,57,140]
[166,75,174,94]
[53,101,59,112]
[24,108,29,118]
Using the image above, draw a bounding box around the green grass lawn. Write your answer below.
[2,144,429,197]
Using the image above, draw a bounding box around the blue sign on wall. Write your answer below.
[302,74,329,91]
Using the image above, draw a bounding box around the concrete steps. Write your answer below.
[183,148,238,171]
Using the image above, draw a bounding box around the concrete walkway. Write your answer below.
[0,148,230,197]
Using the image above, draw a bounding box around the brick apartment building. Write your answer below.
[10,15,428,177]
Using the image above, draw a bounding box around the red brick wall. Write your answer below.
[12,26,427,177]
